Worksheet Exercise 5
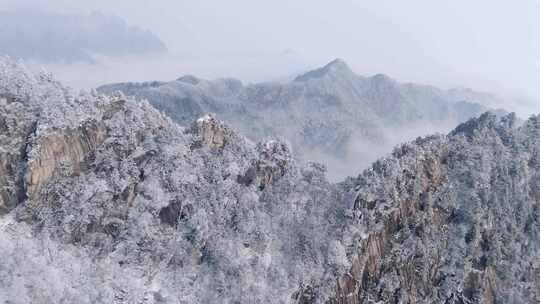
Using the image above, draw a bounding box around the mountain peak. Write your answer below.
[324,58,349,70]
[294,58,353,82]
[177,75,200,85]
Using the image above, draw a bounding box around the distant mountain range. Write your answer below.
[0,10,167,63]
[98,59,505,179]
[1,58,537,303]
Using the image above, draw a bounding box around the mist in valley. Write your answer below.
[1,0,540,179]
[2,2,540,303]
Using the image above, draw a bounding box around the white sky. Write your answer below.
[2,0,540,115]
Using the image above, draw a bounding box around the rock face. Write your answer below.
[98,59,503,179]
[25,121,106,198]
[190,114,229,149]
[0,59,346,304]
[330,112,539,303]
[0,59,538,304]
[0,90,38,213]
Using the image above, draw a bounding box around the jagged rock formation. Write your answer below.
[0,59,538,304]
[25,120,107,198]
[189,114,230,149]
[98,59,503,179]
[330,112,539,303]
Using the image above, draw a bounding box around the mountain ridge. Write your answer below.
[294,58,354,82]
[98,59,504,179]
[0,58,538,303]
[0,9,167,63]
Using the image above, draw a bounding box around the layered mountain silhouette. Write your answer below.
[0,10,167,63]
[98,59,504,179]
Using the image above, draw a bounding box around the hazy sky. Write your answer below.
[2,0,540,115]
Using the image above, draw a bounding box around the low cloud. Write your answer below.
[304,121,458,181]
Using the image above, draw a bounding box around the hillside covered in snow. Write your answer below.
[98,59,504,179]
[0,59,538,303]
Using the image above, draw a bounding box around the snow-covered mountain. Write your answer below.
[0,59,345,303]
[329,111,539,303]
[98,59,503,179]
[1,59,537,303]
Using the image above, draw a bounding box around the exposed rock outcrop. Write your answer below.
[0,59,345,304]
[329,113,539,303]
[0,59,537,304]
[237,139,293,190]
[25,120,106,198]
[190,114,229,149]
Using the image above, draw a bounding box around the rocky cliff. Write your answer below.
[330,112,539,303]
[0,59,537,304]
[0,59,346,304]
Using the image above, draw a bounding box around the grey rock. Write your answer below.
[329,112,539,303]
